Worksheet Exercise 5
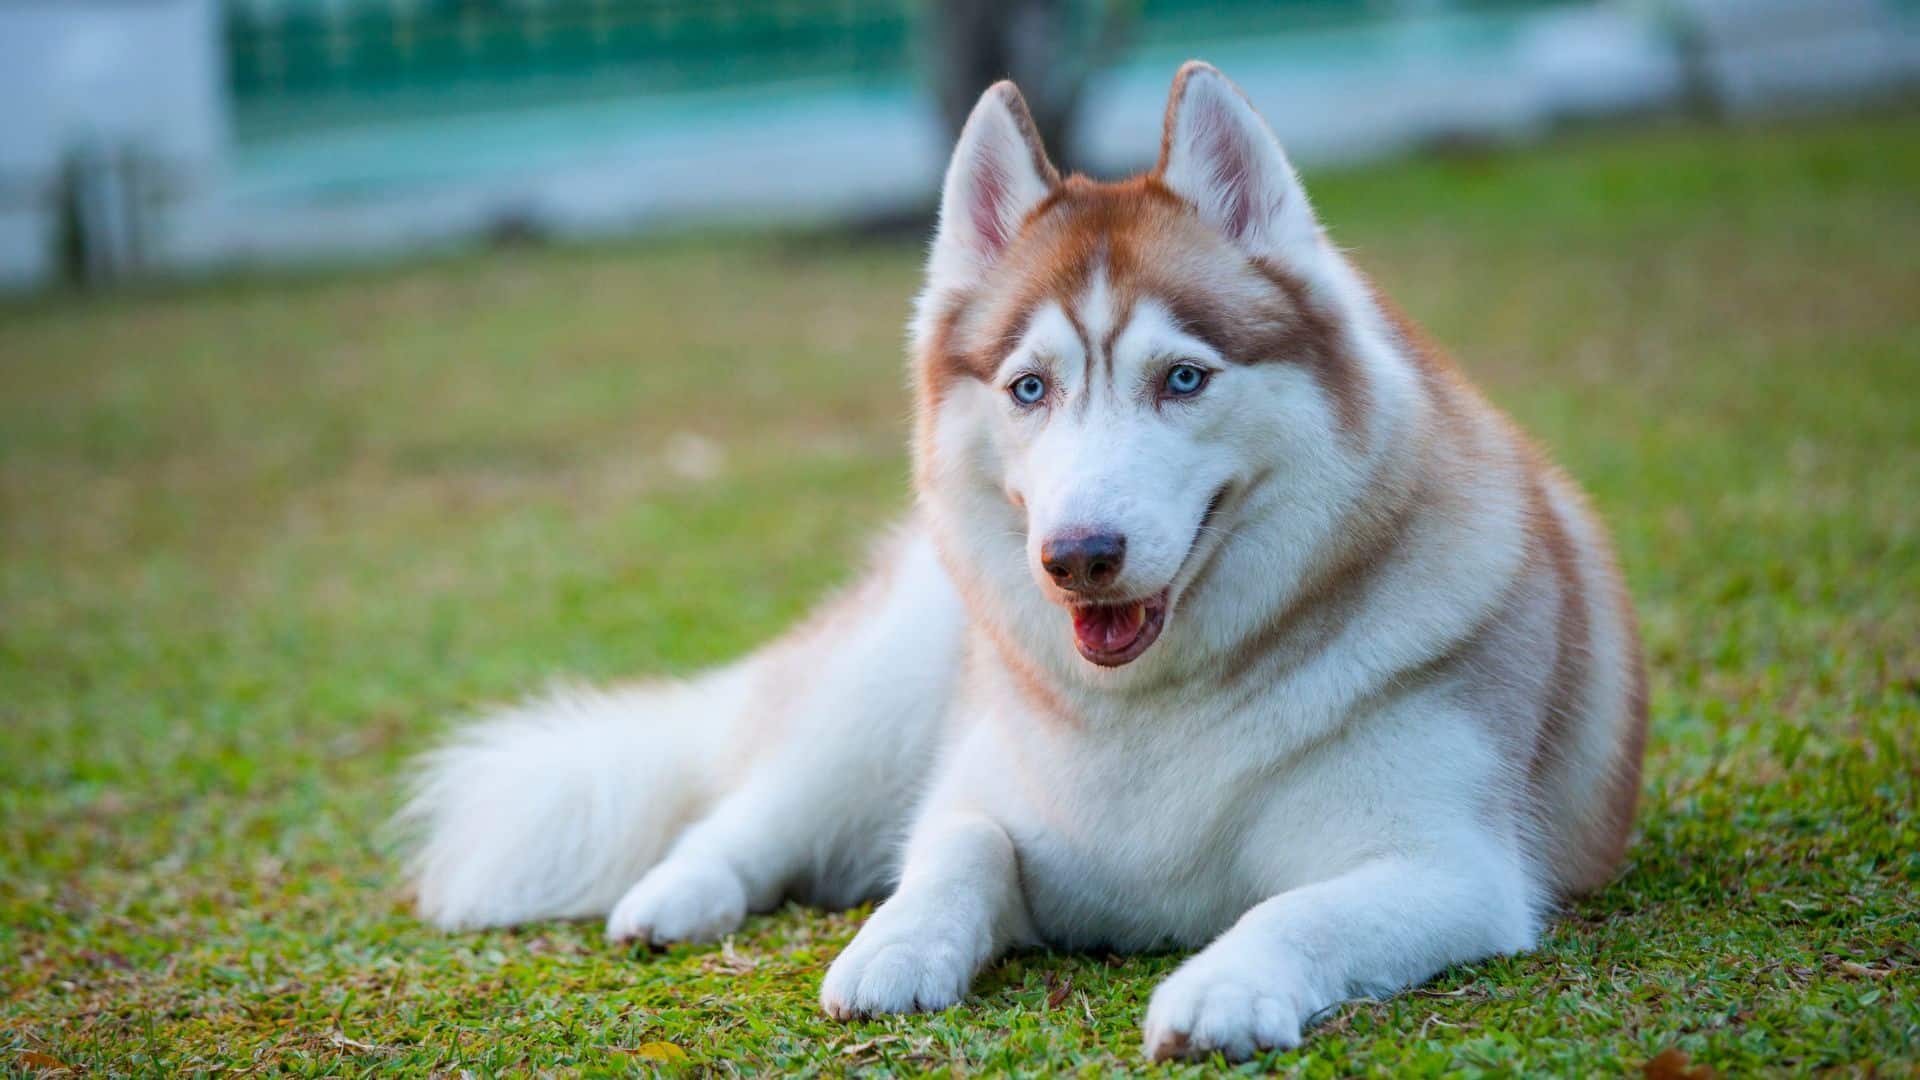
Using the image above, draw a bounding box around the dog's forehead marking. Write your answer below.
[1074,262,1117,395]
[1020,302,1085,372]
[1114,297,1216,370]
[924,176,1363,441]
[1007,260,1175,404]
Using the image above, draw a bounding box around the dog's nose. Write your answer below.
[1041,532,1127,592]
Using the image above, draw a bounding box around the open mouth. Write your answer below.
[1053,484,1230,669]
[1069,591,1169,667]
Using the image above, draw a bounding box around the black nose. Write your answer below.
[1041,532,1127,592]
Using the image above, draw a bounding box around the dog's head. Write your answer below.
[913,63,1399,681]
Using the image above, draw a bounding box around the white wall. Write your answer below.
[0,0,228,288]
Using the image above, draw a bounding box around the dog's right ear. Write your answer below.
[927,82,1059,295]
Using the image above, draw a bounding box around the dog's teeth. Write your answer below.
[1127,603,1146,630]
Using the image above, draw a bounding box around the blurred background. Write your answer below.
[3,0,1917,288]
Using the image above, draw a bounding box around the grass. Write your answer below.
[3,108,1917,1076]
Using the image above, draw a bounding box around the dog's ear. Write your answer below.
[1156,62,1321,266]
[928,81,1059,293]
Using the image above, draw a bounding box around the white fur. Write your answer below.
[399,675,746,930]
[404,529,965,937]
[400,64,1639,1064]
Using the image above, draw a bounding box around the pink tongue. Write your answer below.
[1072,603,1145,655]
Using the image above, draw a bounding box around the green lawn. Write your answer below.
[3,110,1916,1077]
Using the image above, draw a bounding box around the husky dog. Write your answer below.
[401,63,1647,1060]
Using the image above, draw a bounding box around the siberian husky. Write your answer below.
[401,63,1647,1060]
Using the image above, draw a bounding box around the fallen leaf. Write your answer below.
[1643,1047,1716,1080]
[1047,974,1073,1010]
[631,1041,689,1063]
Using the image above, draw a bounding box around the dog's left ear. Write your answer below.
[1156,62,1322,266]
[927,81,1060,295]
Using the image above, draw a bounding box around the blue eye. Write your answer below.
[1165,363,1208,397]
[1010,374,1048,406]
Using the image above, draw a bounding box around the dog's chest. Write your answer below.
[991,719,1277,951]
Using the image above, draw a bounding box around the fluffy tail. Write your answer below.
[396,668,752,930]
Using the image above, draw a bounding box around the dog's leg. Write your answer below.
[598,527,964,946]
[603,776,795,946]
[1141,838,1538,1061]
[605,757,905,946]
[818,812,1034,1017]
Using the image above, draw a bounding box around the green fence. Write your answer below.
[224,1,1578,135]
[226,0,919,135]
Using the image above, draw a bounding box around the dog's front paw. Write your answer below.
[1141,956,1309,1062]
[819,901,980,1019]
[605,854,747,946]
